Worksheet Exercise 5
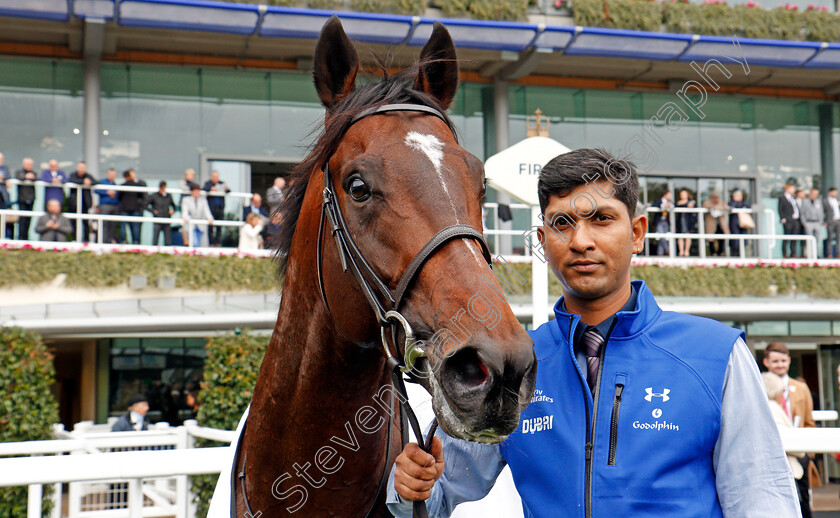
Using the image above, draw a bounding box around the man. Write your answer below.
[35,199,73,242]
[15,158,37,240]
[266,176,285,214]
[764,341,816,518]
[182,184,214,247]
[800,188,824,259]
[779,184,802,258]
[242,192,269,221]
[703,191,729,256]
[202,170,230,246]
[823,187,840,258]
[94,168,121,244]
[0,153,10,238]
[67,161,97,241]
[145,181,177,246]
[179,168,199,244]
[388,148,799,517]
[651,190,672,256]
[728,190,751,256]
[112,394,150,432]
[40,159,67,204]
[119,168,147,244]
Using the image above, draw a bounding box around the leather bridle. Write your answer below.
[238,103,492,518]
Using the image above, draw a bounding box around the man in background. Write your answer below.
[779,184,802,258]
[40,159,67,205]
[801,188,824,259]
[15,158,38,240]
[764,341,816,518]
[823,187,840,259]
[112,394,150,432]
[95,168,121,244]
[119,168,147,244]
[266,176,285,215]
[145,181,176,246]
[202,170,230,246]
[182,184,214,247]
[651,190,673,256]
[67,161,97,241]
[0,153,10,238]
[35,199,73,242]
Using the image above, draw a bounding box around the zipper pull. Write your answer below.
[615,384,624,400]
[585,441,593,461]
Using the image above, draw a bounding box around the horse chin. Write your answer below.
[428,371,514,445]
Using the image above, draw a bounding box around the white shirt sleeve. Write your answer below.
[713,337,801,517]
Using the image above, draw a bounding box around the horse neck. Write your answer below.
[242,241,397,516]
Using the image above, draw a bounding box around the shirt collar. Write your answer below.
[563,283,638,349]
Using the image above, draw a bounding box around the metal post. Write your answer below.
[83,19,103,181]
[698,209,707,259]
[531,206,549,327]
[75,184,83,241]
[493,77,513,256]
[128,478,143,518]
[27,483,42,518]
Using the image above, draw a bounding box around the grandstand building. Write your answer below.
[2,0,840,476]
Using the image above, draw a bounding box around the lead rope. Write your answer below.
[387,356,438,518]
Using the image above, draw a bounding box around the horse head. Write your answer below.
[281,17,536,444]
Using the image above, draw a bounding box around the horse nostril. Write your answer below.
[446,348,490,388]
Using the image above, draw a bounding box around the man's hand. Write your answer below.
[393,438,444,502]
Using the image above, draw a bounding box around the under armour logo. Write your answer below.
[644,387,670,402]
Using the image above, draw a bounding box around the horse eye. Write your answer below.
[348,177,371,202]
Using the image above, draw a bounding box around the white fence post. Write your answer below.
[128,478,143,518]
[27,482,42,518]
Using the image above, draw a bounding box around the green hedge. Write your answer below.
[0,249,279,292]
[0,328,59,518]
[191,332,268,518]
[576,0,840,42]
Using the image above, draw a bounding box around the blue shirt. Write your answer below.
[387,285,799,517]
[94,179,120,205]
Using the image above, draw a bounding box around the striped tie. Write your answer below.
[581,328,605,393]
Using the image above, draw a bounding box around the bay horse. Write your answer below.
[225,17,536,517]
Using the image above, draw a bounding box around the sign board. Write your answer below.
[484,136,571,207]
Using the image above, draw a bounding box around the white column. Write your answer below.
[531,206,549,327]
[493,77,513,256]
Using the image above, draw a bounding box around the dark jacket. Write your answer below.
[145,192,176,218]
[67,172,97,212]
[202,180,230,210]
[35,213,73,242]
[778,193,798,222]
[15,168,37,204]
[824,196,840,223]
[728,200,750,231]
[242,204,269,220]
[119,179,148,212]
[111,412,149,432]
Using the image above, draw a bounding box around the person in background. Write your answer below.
[243,192,269,221]
[823,187,840,259]
[112,394,149,432]
[762,371,810,518]
[181,184,214,247]
[651,190,673,256]
[779,184,802,258]
[675,189,697,257]
[0,153,10,239]
[266,176,285,215]
[703,192,729,256]
[14,158,37,240]
[764,341,818,512]
[179,168,198,244]
[202,170,230,247]
[35,199,73,242]
[67,161,97,242]
[40,159,67,205]
[238,212,264,250]
[145,181,176,246]
[801,188,824,259]
[119,168,146,244]
[728,190,751,257]
[95,168,121,244]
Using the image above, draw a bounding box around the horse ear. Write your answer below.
[313,16,359,110]
[414,22,458,110]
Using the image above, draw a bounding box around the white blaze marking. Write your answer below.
[405,131,444,173]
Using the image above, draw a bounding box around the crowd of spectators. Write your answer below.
[779,183,840,258]
[646,188,754,257]
[0,155,287,250]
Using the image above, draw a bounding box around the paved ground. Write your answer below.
[815,483,840,516]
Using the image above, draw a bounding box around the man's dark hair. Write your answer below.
[123,169,132,179]
[765,342,790,357]
[830,187,837,193]
[159,181,167,188]
[538,148,639,219]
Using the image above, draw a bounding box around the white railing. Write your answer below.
[0,420,233,518]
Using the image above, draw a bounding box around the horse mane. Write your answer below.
[272,62,458,275]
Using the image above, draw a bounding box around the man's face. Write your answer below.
[786,185,796,195]
[538,181,646,301]
[211,172,220,183]
[131,401,149,416]
[810,189,819,200]
[797,190,806,199]
[0,153,4,166]
[192,189,200,199]
[129,170,137,181]
[159,185,166,194]
[22,159,33,170]
[275,177,285,189]
[252,194,261,207]
[77,163,86,174]
[49,160,58,171]
[830,190,838,198]
[107,169,116,181]
[46,200,60,215]
[763,351,791,377]
[662,191,671,201]
[185,169,195,181]
[732,191,742,202]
